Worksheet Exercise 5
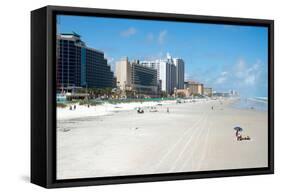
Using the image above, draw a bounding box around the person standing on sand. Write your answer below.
[236,130,243,141]
[234,127,243,141]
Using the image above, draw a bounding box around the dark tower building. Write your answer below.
[130,60,158,96]
[57,32,115,90]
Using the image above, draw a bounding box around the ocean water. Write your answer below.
[232,97,268,112]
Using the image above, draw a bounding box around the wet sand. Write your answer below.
[57,99,268,179]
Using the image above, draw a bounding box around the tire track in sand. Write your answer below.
[196,120,212,171]
[154,110,207,172]
[170,113,209,172]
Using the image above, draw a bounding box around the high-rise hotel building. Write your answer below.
[131,60,158,96]
[158,59,174,94]
[140,53,185,95]
[57,33,115,89]
[116,58,158,97]
[173,58,185,89]
[115,57,132,91]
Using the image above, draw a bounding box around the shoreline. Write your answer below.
[57,97,242,120]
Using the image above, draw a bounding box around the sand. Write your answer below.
[56,98,268,179]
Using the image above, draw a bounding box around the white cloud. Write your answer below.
[146,33,154,42]
[234,59,247,78]
[244,75,256,85]
[207,58,266,96]
[214,71,228,84]
[158,30,167,44]
[215,76,227,84]
[221,71,228,76]
[120,27,137,37]
[233,59,261,86]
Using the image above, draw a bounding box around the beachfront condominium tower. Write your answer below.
[140,60,162,92]
[115,57,132,91]
[157,54,177,95]
[131,60,158,96]
[159,62,177,95]
[116,58,158,96]
[57,33,115,90]
[159,60,172,94]
[140,53,184,95]
[173,58,185,89]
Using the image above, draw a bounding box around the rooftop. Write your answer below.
[185,80,203,85]
[58,32,104,54]
[60,32,81,38]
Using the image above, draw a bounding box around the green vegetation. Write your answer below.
[57,103,67,108]
[190,93,204,98]
[57,86,180,107]
[177,91,186,98]
[160,91,168,98]
[78,99,103,106]
[106,97,175,104]
[76,87,113,97]
[57,97,177,108]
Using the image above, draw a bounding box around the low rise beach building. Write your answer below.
[184,80,204,96]
[175,88,190,98]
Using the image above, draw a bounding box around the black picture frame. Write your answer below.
[31,5,274,188]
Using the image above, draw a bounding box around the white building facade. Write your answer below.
[115,57,132,90]
[140,53,185,95]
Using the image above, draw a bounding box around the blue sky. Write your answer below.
[57,15,268,97]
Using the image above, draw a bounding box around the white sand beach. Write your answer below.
[57,98,268,179]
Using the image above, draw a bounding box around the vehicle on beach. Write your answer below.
[176,99,186,104]
[149,106,158,112]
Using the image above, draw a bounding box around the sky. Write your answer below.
[57,15,268,97]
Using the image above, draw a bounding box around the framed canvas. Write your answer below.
[31,5,274,188]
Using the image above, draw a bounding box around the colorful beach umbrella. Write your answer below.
[234,126,243,131]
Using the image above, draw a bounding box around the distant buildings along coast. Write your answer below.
[184,81,204,96]
[56,33,115,91]
[56,32,238,99]
[116,53,185,97]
